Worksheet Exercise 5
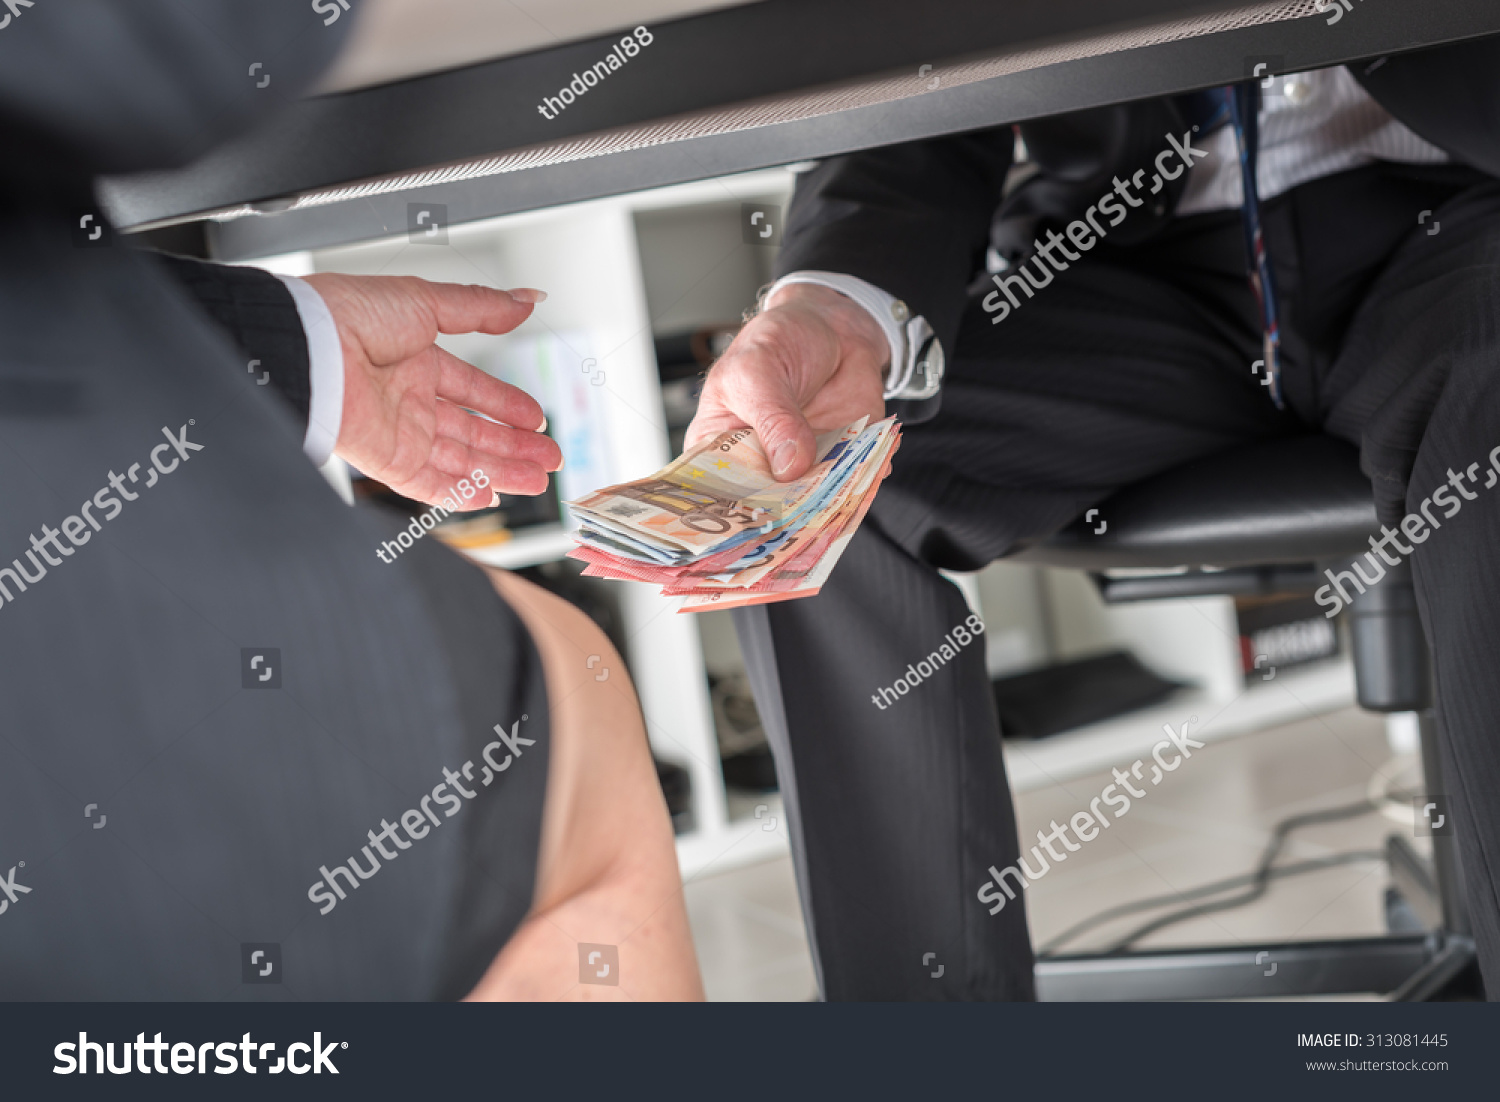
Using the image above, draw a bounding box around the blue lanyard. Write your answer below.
[1222,82,1285,409]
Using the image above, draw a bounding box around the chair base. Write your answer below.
[1038,817,1483,1002]
[1017,442,1479,1002]
[1036,932,1478,1001]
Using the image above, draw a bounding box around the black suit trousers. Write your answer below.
[737,160,1500,1000]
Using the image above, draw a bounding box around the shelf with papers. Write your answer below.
[458,525,577,572]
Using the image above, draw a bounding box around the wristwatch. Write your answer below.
[763,271,946,401]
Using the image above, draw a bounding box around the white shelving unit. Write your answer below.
[974,561,1357,791]
[280,167,799,880]
[1002,655,1355,792]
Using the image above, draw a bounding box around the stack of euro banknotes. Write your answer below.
[566,416,901,611]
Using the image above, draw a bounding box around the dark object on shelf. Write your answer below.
[653,323,740,382]
[484,487,562,531]
[655,757,695,835]
[660,377,704,432]
[722,745,778,791]
[353,470,561,530]
[1235,593,1340,680]
[991,649,1184,739]
[711,671,778,791]
[656,325,740,448]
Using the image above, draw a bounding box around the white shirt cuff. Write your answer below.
[764,270,914,399]
[274,274,344,467]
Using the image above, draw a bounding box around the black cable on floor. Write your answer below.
[1037,797,1380,956]
[1106,849,1385,951]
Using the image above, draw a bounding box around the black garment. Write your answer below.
[386,526,551,1003]
[0,203,552,1002]
[0,2,549,1000]
[154,256,315,425]
[776,42,1500,428]
[740,159,1500,999]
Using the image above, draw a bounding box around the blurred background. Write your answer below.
[231,163,1420,999]
[115,0,1459,1000]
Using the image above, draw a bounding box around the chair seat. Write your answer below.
[1011,435,1379,571]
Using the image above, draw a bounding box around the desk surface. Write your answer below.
[314,0,761,94]
[103,0,1500,259]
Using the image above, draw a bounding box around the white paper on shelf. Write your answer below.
[486,332,614,529]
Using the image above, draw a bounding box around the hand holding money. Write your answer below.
[686,282,890,481]
[567,416,901,611]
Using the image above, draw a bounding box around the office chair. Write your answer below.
[1009,434,1480,1000]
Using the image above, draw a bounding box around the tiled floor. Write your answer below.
[684,705,1419,1000]
[683,854,818,1002]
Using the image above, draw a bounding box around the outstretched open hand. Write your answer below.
[302,272,563,508]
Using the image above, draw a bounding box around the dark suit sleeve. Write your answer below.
[1353,38,1500,178]
[775,127,1014,362]
[152,254,313,426]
